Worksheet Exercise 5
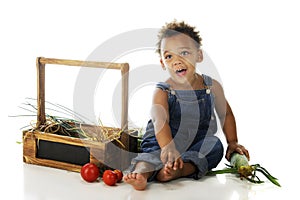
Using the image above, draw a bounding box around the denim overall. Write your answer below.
[130,74,224,180]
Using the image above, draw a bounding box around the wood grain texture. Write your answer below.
[23,130,108,172]
[24,57,134,172]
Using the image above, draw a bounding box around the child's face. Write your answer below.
[160,33,203,85]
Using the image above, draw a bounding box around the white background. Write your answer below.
[1,0,300,199]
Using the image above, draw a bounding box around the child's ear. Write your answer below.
[197,49,203,62]
[160,59,166,70]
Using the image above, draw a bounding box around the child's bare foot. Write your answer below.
[123,172,148,190]
[123,162,154,190]
[156,162,196,182]
[156,163,183,182]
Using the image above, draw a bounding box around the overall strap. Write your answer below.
[156,82,171,91]
[202,74,213,87]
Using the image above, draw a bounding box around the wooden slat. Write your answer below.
[39,57,127,70]
[36,58,46,126]
[24,156,83,172]
[23,131,37,162]
[121,63,129,132]
[33,131,107,149]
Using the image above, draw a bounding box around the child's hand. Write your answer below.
[160,144,184,170]
[226,142,250,161]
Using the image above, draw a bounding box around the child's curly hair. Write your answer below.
[156,20,202,54]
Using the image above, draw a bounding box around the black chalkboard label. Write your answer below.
[36,140,90,166]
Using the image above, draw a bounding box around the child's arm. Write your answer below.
[212,80,250,161]
[151,88,184,170]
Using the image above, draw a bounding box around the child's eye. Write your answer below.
[165,54,172,60]
[180,51,190,56]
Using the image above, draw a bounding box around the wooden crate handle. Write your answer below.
[36,57,129,132]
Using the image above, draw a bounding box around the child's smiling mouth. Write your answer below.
[175,68,187,76]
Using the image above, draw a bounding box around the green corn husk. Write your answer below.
[230,153,249,168]
[207,153,281,187]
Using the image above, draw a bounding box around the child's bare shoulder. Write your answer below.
[153,86,168,98]
[152,83,169,105]
[211,79,225,96]
[212,79,222,88]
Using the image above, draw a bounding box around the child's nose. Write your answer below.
[173,60,182,66]
[172,56,183,67]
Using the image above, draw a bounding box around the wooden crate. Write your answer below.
[23,57,138,172]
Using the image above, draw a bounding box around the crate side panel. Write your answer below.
[36,140,91,166]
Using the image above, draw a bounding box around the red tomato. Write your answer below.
[102,170,118,186]
[80,163,100,183]
[114,169,123,182]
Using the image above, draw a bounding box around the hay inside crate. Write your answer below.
[22,57,138,172]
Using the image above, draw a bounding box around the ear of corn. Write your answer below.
[230,153,249,167]
[207,153,281,187]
